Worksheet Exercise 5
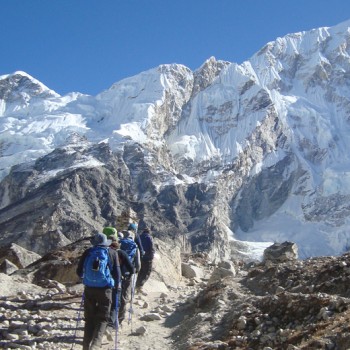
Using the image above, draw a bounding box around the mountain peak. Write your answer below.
[0,71,60,101]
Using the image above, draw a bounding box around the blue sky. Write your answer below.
[2,0,350,96]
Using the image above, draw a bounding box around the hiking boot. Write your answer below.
[90,340,102,350]
[118,318,124,327]
[137,287,148,296]
[105,329,113,342]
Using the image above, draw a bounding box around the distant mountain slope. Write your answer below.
[1,19,350,259]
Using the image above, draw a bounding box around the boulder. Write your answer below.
[181,263,204,279]
[11,238,91,285]
[142,279,169,294]
[135,326,147,335]
[263,241,298,263]
[0,244,41,268]
[208,266,236,284]
[140,313,162,321]
[217,260,234,270]
[0,259,18,274]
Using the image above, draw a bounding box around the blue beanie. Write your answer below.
[128,223,137,231]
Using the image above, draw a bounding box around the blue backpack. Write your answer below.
[120,238,137,264]
[83,246,115,288]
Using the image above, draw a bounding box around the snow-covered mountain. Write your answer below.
[1,19,350,259]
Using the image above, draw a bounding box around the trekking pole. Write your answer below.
[114,288,121,350]
[70,292,84,350]
[128,273,137,330]
[113,249,122,350]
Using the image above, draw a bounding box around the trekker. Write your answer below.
[128,222,145,256]
[103,226,123,241]
[102,226,117,238]
[107,234,135,329]
[118,229,141,325]
[76,232,121,350]
[136,227,155,291]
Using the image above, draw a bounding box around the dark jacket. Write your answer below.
[77,246,122,288]
[117,248,135,277]
[139,231,155,260]
[134,233,144,256]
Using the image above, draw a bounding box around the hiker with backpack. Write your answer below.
[128,222,145,257]
[103,226,124,241]
[118,229,141,325]
[136,227,155,291]
[103,226,117,238]
[76,232,121,350]
[107,233,135,330]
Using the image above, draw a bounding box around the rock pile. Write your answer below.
[0,284,83,349]
[179,248,350,350]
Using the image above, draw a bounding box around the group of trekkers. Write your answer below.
[76,223,155,350]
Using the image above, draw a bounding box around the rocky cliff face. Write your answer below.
[1,20,350,259]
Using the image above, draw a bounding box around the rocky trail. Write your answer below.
[0,253,216,350]
[3,243,350,349]
[0,280,190,349]
[109,287,187,350]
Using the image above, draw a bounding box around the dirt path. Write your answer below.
[0,256,210,350]
[71,281,194,350]
[111,290,180,350]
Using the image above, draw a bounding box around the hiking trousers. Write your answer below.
[83,286,112,350]
[136,258,153,288]
[108,287,122,327]
[118,276,132,324]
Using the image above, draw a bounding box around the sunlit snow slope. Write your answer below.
[1,19,350,258]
